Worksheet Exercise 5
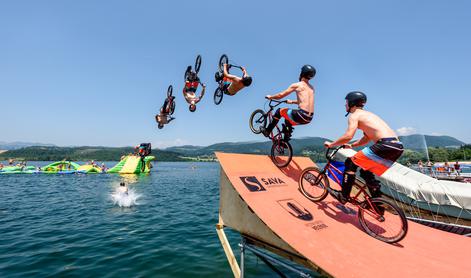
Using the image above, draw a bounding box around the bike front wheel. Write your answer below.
[219,54,229,72]
[195,55,202,74]
[358,197,408,244]
[167,85,173,97]
[299,167,329,202]
[271,140,293,168]
[214,87,223,105]
[249,109,266,134]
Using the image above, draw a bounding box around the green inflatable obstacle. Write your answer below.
[107,155,155,174]
[41,161,81,173]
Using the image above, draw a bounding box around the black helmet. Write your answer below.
[242,76,252,87]
[345,91,367,108]
[299,64,316,80]
[189,104,196,112]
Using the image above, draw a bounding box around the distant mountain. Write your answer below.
[166,137,330,156]
[165,135,466,157]
[0,141,55,150]
[399,135,465,150]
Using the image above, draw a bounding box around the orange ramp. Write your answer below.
[216,152,470,278]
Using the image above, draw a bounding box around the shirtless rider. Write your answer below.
[262,65,316,140]
[324,91,404,204]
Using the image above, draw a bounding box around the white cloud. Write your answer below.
[396,127,417,136]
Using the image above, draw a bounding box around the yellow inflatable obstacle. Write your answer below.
[77,165,103,173]
[107,155,155,174]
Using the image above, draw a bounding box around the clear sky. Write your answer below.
[1,0,470,148]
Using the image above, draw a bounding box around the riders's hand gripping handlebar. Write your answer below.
[326,145,346,161]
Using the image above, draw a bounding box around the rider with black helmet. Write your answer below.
[324,91,404,204]
[214,63,252,96]
[262,65,316,140]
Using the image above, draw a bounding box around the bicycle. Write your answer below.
[298,146,408,243]
[164,85,176,115]
[249,98,293,168]
[184,54,202,81]
[214,54,244,105]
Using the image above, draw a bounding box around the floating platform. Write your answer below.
[216,152,470,278]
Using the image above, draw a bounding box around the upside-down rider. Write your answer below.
[155,96,175,129]
[324,91,404,204]
[183,68,206,112]
[262,65,316,140]
[215,64,252,95]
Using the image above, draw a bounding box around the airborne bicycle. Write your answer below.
[214,54,245,105]
[249,98,293,168]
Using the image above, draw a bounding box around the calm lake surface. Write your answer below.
[0,162,316,277]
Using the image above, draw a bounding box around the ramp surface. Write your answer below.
[216,152,470,278]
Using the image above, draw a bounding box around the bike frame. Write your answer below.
[264,100,287,144]
[320,147,384,219]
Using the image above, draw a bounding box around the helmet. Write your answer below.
[300,64,316,80]
[189,104,196,112]
[345,91,367,108]
[242,76,252,87]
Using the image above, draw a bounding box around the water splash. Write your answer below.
[111,188,141,207]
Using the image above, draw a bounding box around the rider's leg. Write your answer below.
[359,169,382,198]
[342,158,358,198]
[262,108,283,136]
[331,158,357,204]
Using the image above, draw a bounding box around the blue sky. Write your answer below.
[1,0,470,148]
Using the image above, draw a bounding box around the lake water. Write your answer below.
[0,162,316,277]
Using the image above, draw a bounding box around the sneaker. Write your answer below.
[331,189,348,204]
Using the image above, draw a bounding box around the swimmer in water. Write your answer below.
[118,182,128,195]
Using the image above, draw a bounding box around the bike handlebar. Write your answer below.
[325,145,346,161]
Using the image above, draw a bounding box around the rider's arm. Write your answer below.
[329,116,359,147]
[198,84,206,101]
[241,66,248,77]
[351,133,370,148]
[223,64,238,81]
[270,83,297,99]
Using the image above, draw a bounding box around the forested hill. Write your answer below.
[0,146,187,162]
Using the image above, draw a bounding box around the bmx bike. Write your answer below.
[298,146,408,243]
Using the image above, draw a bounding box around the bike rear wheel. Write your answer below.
[214,87,223,105]
[169,100,176,115]
[219,54,229,72]
[249,109,266,134]
[271,140,293,168]
[167,85,173,97]
[358,197,408,244]
[299,167,329,202]
[195,55,202,74]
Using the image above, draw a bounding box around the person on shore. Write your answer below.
[444,161,451,176]
[426,161,434,175]
[454,161,461,175]
[418,160,424,173]
[215,64,252,96]
[261,65,316,141]
[183,67,206,112]
[118,182,128,195]
[324,91,404,204]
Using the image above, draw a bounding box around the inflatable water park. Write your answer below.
[0,144,155,175]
